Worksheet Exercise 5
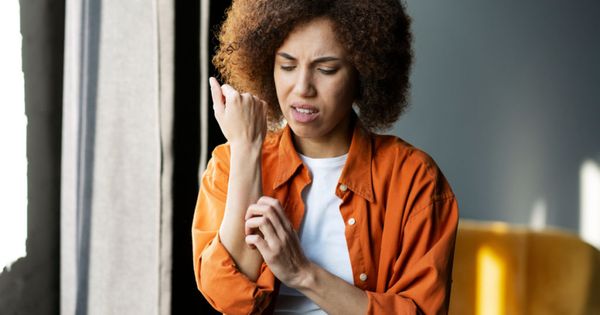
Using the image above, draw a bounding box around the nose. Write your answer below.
[292,67,316,98]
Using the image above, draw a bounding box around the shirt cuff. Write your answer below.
[199,233,275,314]
[365,291,419,315]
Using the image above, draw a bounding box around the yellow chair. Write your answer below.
[450,220,600,315]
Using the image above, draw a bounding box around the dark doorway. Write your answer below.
[171,0,230,313]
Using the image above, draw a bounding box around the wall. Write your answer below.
[397,0,600,232]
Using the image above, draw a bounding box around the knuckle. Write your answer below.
[257,217,268,226]
[268,197,280,207]
[252,205,266,215]
[271,243,281,254]
[240,92,252,101]
[232,91,242,101]
[247,203,259,212]
[260,196,276,206]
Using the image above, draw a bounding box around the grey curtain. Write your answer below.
[61,0,175,314]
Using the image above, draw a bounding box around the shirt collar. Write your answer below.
[273,119,374,203]
[273,125,304,190]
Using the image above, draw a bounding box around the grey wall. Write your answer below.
[0,0,64,314]
[397,0,600,232]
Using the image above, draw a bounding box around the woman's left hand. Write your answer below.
[244,196,311,288]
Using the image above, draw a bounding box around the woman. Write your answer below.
[192,1,459,314]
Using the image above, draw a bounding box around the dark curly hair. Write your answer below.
[213,0,413,131]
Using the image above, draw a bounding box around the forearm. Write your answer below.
[218,143,264,281]
[295,262,368,315]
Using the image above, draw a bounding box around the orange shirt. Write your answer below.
[192,122,459,314]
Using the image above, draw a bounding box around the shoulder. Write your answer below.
[371,133,454,201]
[371,134,436,173]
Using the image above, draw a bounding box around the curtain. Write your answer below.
[61,0,174,313]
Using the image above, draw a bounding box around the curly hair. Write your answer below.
[213,0,413,131]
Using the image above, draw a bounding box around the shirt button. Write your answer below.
[347,218,356,225]
[339,184,348,192]
[359,273,368,282]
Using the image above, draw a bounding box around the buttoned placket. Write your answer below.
[338,182,370,290]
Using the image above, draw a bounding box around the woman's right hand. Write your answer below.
[209,77,267,147]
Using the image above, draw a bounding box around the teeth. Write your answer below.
[296,108,316,114]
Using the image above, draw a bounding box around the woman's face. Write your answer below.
[274,17,357,144]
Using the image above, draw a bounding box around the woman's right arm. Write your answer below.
[210,77,267,281]
[193,145,276,314]
[191,78,273,313]
[219,140,264,280]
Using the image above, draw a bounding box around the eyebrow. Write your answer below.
[277,52,341,63]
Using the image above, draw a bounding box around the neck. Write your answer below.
[292,114,354,158]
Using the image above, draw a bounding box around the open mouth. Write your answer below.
[294,107,318,114]
[291,104,319,123]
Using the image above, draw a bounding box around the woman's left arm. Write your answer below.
[296,196,458,315]
[293,262,369,315]
[246,192,459,315]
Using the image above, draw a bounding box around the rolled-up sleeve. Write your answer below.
[366,194,459,315]
[192,145,276,314]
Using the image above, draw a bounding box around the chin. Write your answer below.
[287,123,318,138]
[290,121,331,139]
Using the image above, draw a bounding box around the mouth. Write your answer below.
[291,103,319,113]
[290,103,319,123]
[294,107,318,114]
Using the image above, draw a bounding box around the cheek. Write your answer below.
[273,74,284,103]
[330,77,357,105]
[273,76,287,113]
[274,72,290,97]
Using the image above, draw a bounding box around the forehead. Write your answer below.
[276,17,347,57]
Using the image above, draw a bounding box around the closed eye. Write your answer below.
[318,68,338,75]
[280,65,296,71]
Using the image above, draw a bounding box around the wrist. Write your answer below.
[229,140,263,156]
[292,262,318,292]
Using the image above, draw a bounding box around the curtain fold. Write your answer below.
[61,0,174,314]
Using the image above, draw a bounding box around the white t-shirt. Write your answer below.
[273,153,354,314]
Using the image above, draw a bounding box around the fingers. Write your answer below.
[245,197,284,223]
[260,100,268,114]
[245,215,278,248]
[245,234,269,253]
[256,196,290,229]
[209,77,225,117]
[211,79,267,117]
[245,202,288,242]
[220,83,239,107]
[220,84,265,110]
[256,196,284,211]
[210,80,268,143]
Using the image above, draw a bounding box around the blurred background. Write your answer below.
[0,0,598,314]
